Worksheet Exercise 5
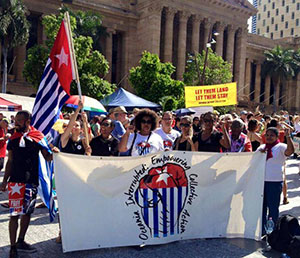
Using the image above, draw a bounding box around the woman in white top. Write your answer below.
[119,109,164,156]
[257,127,294,235]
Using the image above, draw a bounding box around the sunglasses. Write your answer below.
[101,122,111,127]
[180,123,191,128]
[203,119,213,123]
[141,119,152,124]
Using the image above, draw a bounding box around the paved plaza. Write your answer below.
[1,158,299,258]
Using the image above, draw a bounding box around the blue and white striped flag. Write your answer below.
[31,18,75,221]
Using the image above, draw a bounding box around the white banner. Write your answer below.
[54,151,266,253]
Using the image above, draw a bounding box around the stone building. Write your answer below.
[0,0,299,112]
[255,0,300,39]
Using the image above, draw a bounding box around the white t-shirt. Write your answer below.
[294,122,300,133]
[257,143,287,182]
[154,128,181,150]
[127,132,164,156]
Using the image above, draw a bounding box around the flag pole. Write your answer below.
[64,12,90,152]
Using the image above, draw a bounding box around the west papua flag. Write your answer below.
[135,163,188,238]
[30,18,75,221]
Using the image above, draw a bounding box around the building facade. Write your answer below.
[0,0,299,112]
[255,0,300,39]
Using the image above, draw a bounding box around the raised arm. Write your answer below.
[284,128,295,156]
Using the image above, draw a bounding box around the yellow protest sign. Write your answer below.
[185,82,237,107]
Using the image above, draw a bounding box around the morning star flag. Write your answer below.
[54,151,266,253]
[31,17,75,222]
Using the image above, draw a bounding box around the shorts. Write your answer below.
[8,182,37,216]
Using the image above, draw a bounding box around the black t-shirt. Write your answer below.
[8,137,44,185]
[173,137,192,151]
[194,130,223,152]
[90,135,119,156]
[61,138,85,155]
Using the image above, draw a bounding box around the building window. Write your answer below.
[280,30,283,37]
[264,4,266,11]
[267,26,269,33]
[276,8,279,15]
[271,17,274,24]
[272,2,275,9]
[298,3,300,10]
[257,28,260,35]
[258,13,260,20]
[281,15,284,22]
[291,28,294,35]
[296,19,299,26]
[259,0,261,6]
[282,0,285,6]
[285,21,288,28]
[267,11,270,18]
[292,12,295,19]
[263,19,266,26]
[292,0,295,3]
[275,24,278,31]
[286,6,289,13]
[268,0,271,3]
[270,32,273,39]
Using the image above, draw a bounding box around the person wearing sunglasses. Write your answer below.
[60,101,92,155]
[194,111,230,152]
[155,111,180,151]
[119,108,163,156]
[89,117,119,156]
[173,116,196,151]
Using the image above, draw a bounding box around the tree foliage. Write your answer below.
[129,51,185,110]
[0,0,30,92]
[262,45,300,111]
[183,49,233,86]
[23,6,115,99]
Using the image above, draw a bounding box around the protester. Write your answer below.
[228,119,252,152]
[192,116,201,136]
[194,111,230,152]
[247,119,263,151]
[108,107,127,142]
[257,127,294,235]
[60,101,91,155]
[89,117,119,156]
[0,118,9,171]
[119,108,163,156]
[155,111,180,151]
[90,116,101,137]
[0,111,57,258]
[173,116,195,151]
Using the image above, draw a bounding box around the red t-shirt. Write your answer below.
[0,128,7,158]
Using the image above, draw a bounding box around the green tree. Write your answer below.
[23,7,115,99]
[0,0,30,93]
[262,46,299,112]
[129,51,184,110]
[183,49,233,86]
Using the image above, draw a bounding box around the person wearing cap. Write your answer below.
[155,111,180,151]
[240,110,247,123]
[108,107,127,142]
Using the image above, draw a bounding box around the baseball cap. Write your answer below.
[113,106,128,114]
[240,110,247,115]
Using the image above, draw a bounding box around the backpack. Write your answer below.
[287,235,300,258]
[268,214,300,254]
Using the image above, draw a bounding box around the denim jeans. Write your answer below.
[262,181,283,235]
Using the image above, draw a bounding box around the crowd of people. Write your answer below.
[0,105,299,257]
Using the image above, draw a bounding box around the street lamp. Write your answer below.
[200,31,219,85]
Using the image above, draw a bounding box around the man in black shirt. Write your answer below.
[0,111,54,258]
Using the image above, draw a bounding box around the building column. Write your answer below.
[254,63,261,102]
[176,11,190,80]
[264,75,271,106]
[191,15,201,53]
[234,27,247,97]
[105,29,115,83]
[275,81,280,108]
[244,59,251,97]
[203,18,213,51]
[138,5,163,55]
[14,45,26,82]
[215,22,225,57]
[163,7,176,63]
[226,25,235,72]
